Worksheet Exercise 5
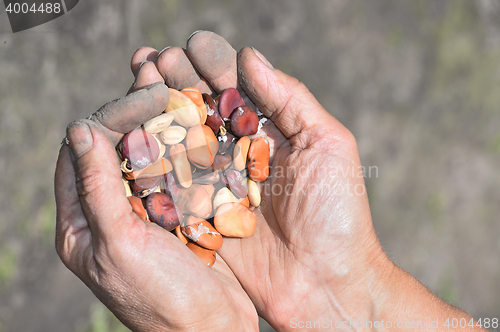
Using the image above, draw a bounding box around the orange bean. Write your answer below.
[181,87,207,125]
[247,137,270,182]
[181,217,223,250]
[186,124,219,169]
[233,136,250,171]
[127,196,148,222]
[214,203,256,238]
[176,184,212,218]
[187,242,216,267]
[174,225,189,245]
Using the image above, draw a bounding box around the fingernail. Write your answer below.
[146,81,164,90]
[131,62,147,90]
[139,59,149,69]
[251,47,273,69]
[66,121,93,158]
[158,46,171,56]
[187,30,204,43]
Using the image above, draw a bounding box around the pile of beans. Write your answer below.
[119,87,269,267]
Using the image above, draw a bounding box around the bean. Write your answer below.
[214,202,257,238]
[247,179,261,207]
[176,184,212,218]
[181,216,222,250]
[247,137,270,182]
[143,113,175,134]
[187,242,216,267]
[213,187,239,211]
[170,143,192,188]
[233,136,250,171]
[165,88,202,127]
[118,87,273,267]
[186,124,218,169]
[181,87,207,125]
[127,196,148,222]
[160,126,186,145]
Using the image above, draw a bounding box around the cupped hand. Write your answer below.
[131,31,392,330]
[55,85,259,330]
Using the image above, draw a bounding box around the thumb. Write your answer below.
[237,47,351,147]
[66,120,133,240]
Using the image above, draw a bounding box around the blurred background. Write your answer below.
[1,0,499,331]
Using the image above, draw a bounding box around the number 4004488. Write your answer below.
[444,317,498,329]
[5,2,61,14]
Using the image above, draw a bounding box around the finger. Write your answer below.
[66,121,134,241]
[185,31,259,113]
[238,47,353,148]
[131,47,159,77]
[55,144,93,272]
[91,82,169,146]
[185,31,238,93]
[128,61,164,94]
[156,46,212,93]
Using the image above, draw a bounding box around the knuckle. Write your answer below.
[76,161,108,198]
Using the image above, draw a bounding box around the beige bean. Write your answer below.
[139,157,173,178]
[122,167,141,180]
[170,144,192,188]
[160,126,187,145]
[123,179,132,197]
[122,157,172,180]
[213,187,238,211]
[153,135,166,158]
[165,88,201,127]
[247,179,261,207]
[181,87,207,125]
[143,113,175,133]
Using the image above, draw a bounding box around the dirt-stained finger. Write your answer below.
[131,47,159,77]
[91,82,169,145]
[128,61,164,94]
[186,31,238,94]
[156,46,212,94]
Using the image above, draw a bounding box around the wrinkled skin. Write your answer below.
[56,32,483,331]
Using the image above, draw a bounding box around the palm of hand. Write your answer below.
[219,123,378,327]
